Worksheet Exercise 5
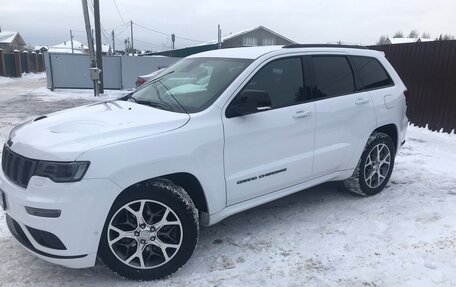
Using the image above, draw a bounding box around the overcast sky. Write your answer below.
[1,0,455,51]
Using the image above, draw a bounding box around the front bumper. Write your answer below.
[0,169,122,268]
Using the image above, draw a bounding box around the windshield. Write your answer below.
[126,57,252,113]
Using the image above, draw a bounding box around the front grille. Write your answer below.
[1,145,39,188]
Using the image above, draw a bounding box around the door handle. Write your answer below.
[355,97,370,105]
[293,110,312,119]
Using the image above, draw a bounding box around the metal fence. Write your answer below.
[45,53,179,90]
[0,50,45,77]
[370,40,456,133]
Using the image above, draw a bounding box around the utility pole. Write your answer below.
[81,0,97,96]
[217,24,222,49]
[94,0,104,93]
[171,34,175,50]
[70,29,74,54]
[130,20,134,53]
[111,30,115,54]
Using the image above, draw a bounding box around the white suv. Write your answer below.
[0,45,408,280]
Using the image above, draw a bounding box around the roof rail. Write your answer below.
[283,44,369,50]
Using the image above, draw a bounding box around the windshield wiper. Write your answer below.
[122,93,137,102]
[135,100,171,111]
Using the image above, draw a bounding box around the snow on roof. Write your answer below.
[202,26,296,45]
[51,40,88,50]
[419,38,434,42]
[387,37,419,44]
[47,47,84,54]
[0,31,26,45]
[0,31,18,43]
[34,45,49,50]
[48,40,90,54]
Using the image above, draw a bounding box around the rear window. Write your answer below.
[312,56,355,99]
[352,56,394,90]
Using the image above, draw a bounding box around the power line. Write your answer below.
[112,0,126,23]
[133,38,164,48]
[105,22,129,31]
[116,25,130,36]
[87,0,122,44]
[71,29,87,33]
[134,23,169,37]
[134,22,205,43]
[175,35,205,43]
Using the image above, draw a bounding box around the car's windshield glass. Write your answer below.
[126,57,252,113]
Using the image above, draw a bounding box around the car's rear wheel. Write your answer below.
[343,132,396,196]
[99,179,199,280]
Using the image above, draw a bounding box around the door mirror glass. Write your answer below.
[227,89,272,118]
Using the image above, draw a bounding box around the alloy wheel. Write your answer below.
[107,199,183,269]
[364,143,391,189]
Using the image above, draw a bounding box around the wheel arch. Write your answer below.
[116,172,209,214]
[373,123,398,152]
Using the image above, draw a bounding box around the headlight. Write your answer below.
[35,161,90,182]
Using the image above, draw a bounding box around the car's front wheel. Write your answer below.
[343,132,396,196]
[99,179,199,280]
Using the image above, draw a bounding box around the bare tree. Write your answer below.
[377,35,388,45]
[408,29,419,38]
[393,31,404,38]
[438,34,455,40]
[421,32,431,39]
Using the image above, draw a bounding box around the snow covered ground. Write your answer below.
[0,74,456,287]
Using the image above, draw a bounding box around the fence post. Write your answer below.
[30,52,37,72]
[22,51,30,73]
[0,48,6,76]
[38,52,44,72]
[13,50,22,77]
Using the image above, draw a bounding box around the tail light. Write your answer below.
[403,89,410,105]
[136,78,146,87]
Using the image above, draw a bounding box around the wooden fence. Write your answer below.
[370,40,456,133]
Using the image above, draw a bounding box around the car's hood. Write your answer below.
[8,100,190,161]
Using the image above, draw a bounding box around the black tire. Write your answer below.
[343,132,396,196]
[99,179,199,280]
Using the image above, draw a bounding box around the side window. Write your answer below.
[312,56,355,99]
[352,56,394,90]
[242,57,307,109]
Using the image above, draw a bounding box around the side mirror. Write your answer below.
[226,90,272,118]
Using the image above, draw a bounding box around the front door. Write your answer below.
[223,56,316,205]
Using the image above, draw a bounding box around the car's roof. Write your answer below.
[188,45,381,60]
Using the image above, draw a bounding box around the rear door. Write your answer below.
[309,55,377,178]
[223,56,316,205]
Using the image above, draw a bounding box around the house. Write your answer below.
[207,25,296,48]
[0,31,27,51]
[145,26,296,58]
[33,45,49,53]
[48,40,87,54]
[94,44,112,55]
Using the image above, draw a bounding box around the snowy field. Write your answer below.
[0,74,456,287]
